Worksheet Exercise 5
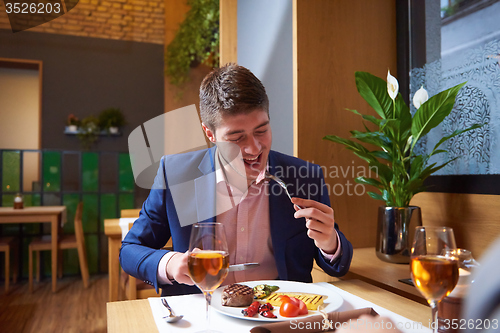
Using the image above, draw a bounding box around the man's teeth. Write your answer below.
[244,156,259,162]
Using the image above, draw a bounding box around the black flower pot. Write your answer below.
[376,206,422,264]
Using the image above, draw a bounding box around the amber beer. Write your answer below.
[411,255,459,302]
[188,251,229,291]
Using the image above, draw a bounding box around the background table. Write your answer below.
[0,206,67,292]
[105,217,172,302]
[104,218,123,301]
[107,279,431,333]
[344,247,425,304]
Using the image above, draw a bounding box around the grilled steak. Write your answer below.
[221,283,254,307]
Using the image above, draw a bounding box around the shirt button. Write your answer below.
[240,227,245,232]
[240,256,244,261]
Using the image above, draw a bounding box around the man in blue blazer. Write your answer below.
[120,64,353,296]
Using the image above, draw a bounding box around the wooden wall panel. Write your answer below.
[294,0,397,248]
[164,0,190,45]
[219,0,238,65]
[164,0,212,116]
[411,192,500,259]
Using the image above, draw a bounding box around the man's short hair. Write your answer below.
[199,63,269,131]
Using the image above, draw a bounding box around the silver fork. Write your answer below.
[265,171,303,209]
[161,298,183,323]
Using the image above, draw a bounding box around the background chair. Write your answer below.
[120,209,141,218]
[118,208,172,299]
[121,239,172,300]
[28,202,89,292]
[0,237,18,293]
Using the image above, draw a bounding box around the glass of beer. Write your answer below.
[187,222,229,333]
[411,226,459,333]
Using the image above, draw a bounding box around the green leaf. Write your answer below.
[409,155,424,180]
[420,162,437,180]
[411,82,467,147]
[368,191,385,201]
[355,177,384,189]
[429,149,447,157]
[368,161,393,185]
[350,131,392,151]
[353,151,377,164]
[347,109,382,126]
[355,72,393,119]
[405,178,424,193]
[323,135,377,164]
[381,189,391,205]
[426,158,459,176]
[323,135,369,153]
[371,150,392,161]
[431,124,483,153]
[395,94,412,141]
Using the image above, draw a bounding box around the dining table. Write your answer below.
[107,279,432,333]
[104,217,172,302]
[0,206,67,292]
[346,247,426,304]
[104,218,129,302]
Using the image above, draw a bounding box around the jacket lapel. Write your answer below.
[194,147,217,223]
[268,151,291,279]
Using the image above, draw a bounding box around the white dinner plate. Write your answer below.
[211,280,343,322]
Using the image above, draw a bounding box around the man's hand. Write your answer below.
[291,197,338,254]
[166,251,194,285]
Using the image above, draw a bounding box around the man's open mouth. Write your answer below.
[243,153,262,167]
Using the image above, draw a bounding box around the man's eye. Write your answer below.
[228,137,242,142]
[255,130,267,135]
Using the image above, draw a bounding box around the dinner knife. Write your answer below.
[228,263,260,272]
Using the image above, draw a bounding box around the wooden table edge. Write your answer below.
[106,279,431,332]
[107,299,157,333]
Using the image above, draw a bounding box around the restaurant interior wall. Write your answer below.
[293,0,398,248]
[0,149,135,280]
[163,0,213,129]
[0,29,164,155]
[237,0,293,156]
[0,0,165,43]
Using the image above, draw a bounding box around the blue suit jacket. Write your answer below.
[120,147,353,296]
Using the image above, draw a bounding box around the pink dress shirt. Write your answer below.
[157,149,341,285]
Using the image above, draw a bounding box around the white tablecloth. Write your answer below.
[148,282,431,333]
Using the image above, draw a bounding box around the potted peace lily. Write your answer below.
[324,71,481,263]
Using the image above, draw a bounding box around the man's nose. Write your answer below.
[244,136,261,154]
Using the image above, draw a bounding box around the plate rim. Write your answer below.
[211,280,343,322]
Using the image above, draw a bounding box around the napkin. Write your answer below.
[250,307,378,333]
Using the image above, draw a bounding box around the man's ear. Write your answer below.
[201,123,216,143]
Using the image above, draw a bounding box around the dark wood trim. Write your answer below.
[424,175,500,195]
[396,0,410,105]
[0,58,41,70]
[409,0,427,69]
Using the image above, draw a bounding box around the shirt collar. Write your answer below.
[215,148,268,187]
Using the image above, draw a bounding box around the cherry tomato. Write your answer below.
[289,297,308,315]
[279,295,291,303]
[261,310,277,318]
[279,301,300,317]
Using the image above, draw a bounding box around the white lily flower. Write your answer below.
[413,86,429,109]
[387,70,399,100]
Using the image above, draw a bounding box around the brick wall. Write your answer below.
[0,0,165,44]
